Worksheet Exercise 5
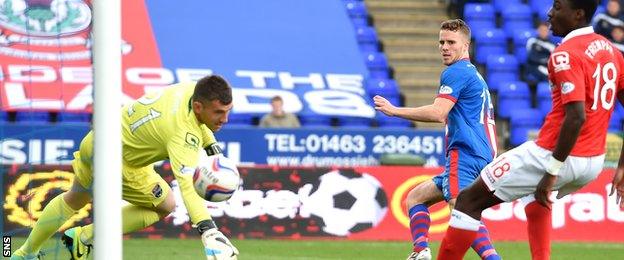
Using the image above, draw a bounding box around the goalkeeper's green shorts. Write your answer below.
[71,131,170,208]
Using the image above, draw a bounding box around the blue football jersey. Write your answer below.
[437,59,497,161]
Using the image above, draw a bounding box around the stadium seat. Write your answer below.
[227,113,254,126]
[344,0,368,26]
[463,4,496,30]
[501,4,534,36]
[363,52,390,78]
[376,113,412,128]
[300,114,332,127]
[493,0,522,13]
[536,81,552,116]
[509,108,544,147]
[15,111,50,122]
[58,112,92,122]
[338,116,372,128]
[512,29,536,64]
[366,78,400,97]
[355,26,379,52]
[473,28,507,65]
[529,0,552,16]
[496,81,531,119]
[486,54,519,92]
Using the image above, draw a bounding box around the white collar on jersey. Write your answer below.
[561,26,594,43]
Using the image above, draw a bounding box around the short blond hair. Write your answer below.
[440,19,471,40]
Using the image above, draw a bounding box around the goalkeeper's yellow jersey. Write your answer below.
[121,82,216,223]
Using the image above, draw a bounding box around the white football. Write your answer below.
[193,152,240,202]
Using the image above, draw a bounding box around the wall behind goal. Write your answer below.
[3,164,622,242]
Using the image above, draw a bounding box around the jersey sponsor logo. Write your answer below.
[439,85,453,94]
[561,82,575,94]
[185,132,200,148]
[552,51,571,72]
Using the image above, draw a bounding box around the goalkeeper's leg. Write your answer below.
[13,181,91,258]
[78,193,175,245]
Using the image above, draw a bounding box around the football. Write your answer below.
[193,152,241,202]
[303,169,388,236]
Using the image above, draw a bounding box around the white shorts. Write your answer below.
[481,141,605,202]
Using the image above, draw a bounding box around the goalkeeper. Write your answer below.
[11,75,239,260]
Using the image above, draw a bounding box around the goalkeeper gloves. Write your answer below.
[198,220,239,260]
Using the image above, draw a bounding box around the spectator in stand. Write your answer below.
[259,95,300,128]
[611,25,624,54]
[593,0,624,39]
[525,22,556,83]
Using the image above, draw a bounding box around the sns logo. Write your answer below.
[552,51,571,72]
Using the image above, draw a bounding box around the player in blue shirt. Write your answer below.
[374,19,499,260]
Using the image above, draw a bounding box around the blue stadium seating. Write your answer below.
[493,0,522,13]
[227,113,254,126]
[509,108,544,146]
[58,112,91,122]
[300,114,332,127]
[376,113,412,128]
[338,116,372,128]
[512,29,536,63]
[529,0,552,15]
[463,4,496,29]
[501,4,534,36]
[486,54,519,92]
[15,111,50,122]
[366,78,400,97]
[497,81,531,119]
[344,0,368,26]
[363,52,390,78]
[536,81,552,116]
[355,26,379,52]
[473,28,507,65]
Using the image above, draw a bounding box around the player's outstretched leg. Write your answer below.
[62,226,91,260]
[470,224,501,260]
[524,199,552,260]
[13,192,82,258]
[61,203,167,259]
[406,204,432,260]
[404,180,445,260]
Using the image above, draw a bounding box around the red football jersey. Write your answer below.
[536,27,624,156]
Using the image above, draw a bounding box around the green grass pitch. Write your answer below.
[15,238,624,259]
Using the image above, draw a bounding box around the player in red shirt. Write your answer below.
[437,1,624,259]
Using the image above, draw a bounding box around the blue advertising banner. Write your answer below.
[0,124,445,166]
[0,123,89,165]
[216,128,445,166]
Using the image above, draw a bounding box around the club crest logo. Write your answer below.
[551,51,571,73]
[0,0,131,61]
[0,0,91,36]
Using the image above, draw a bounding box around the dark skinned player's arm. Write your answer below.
[550,101,585,162]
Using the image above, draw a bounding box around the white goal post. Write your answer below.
[92,0,122,259]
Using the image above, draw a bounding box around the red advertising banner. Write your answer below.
[2,165,622,241]
[353,166,623,242]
